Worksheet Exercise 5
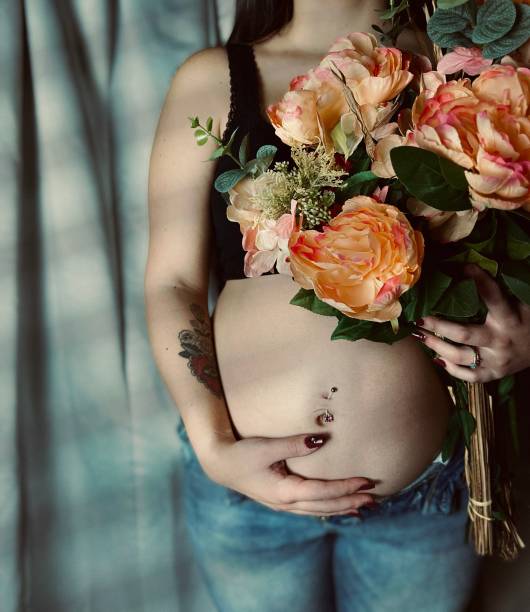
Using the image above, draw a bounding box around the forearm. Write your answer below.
[144,282,235,458]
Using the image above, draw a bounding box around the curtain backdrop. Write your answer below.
[1,1,528,610]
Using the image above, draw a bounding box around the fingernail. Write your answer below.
[433,357,446,368]
[348,509,360,516]
[305,435,327,448]
[358,481,376,491]
[411,329,426,342]
[415,318,425,327]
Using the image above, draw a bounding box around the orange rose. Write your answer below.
[288,196,424,322]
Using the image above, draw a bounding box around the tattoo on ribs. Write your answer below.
[178,303,223,398]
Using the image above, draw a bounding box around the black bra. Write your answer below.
[209,43,292,289]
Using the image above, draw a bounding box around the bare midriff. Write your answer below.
[212,273,453,497]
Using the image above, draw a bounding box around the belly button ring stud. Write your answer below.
[324,386,338,400]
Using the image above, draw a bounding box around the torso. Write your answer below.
[211,31,453,497]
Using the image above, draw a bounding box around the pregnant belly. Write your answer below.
[213,274,453,497]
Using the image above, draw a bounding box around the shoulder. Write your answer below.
[173,45,230,90]
[167,46,231,135]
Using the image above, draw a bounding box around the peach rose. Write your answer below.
[472,64,530,116]
[464,110,530,211]
[371,132,406,178]
[407,198,479,243]
[411,79,483,169]
[288,196,424,322]
[267,32,414,154]
[267,67,349,151]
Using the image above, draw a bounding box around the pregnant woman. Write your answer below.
[145,1,530,610]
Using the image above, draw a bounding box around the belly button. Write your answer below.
[316,409,335,426]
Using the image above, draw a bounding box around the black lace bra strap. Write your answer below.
[223,43,263,141]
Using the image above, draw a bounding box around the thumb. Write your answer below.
[260,433,330,463]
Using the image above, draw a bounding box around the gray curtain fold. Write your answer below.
[1,1,233,610]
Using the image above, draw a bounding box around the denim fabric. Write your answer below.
[176,419,482,612]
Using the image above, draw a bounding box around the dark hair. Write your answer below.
[227,0,294,45]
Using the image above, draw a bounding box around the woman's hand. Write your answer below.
[413,264,530,383]
[199,434,377,517]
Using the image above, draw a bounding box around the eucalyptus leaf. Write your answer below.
[194,129,208,146]
[472,0,516,45]
[427,6,471,34]
[501,260,530,305]
[238,133,250,166]
[208,146,225,161]
[214,168,247,193]
[437,0,470,7]
[482,4,530,59]
[257,145,278,160]
[432,278,480,317]
[289,288,342,317]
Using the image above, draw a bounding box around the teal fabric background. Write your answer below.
[0,1,528,610]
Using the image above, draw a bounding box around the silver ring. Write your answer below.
[469,346,481,369]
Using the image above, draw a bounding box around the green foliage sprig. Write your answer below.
[427,0,530,59]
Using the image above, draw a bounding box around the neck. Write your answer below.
[273,0,388,54]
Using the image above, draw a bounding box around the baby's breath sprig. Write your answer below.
[254,143,347,230]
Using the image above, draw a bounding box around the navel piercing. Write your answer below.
[317,409,335,426]
[325,386,338,399]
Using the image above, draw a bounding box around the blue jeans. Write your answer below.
[176,418,482,612]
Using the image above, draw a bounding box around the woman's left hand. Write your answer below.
[413,264,530,383]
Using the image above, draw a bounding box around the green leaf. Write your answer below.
[428,6,471,33]
[289,288,342,317]
[194,129,209,146]
[501,260,530,305]
[445,249,499,276]
[437,0,470,8]
[256,145,278,160]
[504,214,530,260]
[377,0,409,20]
[472,0,516,45]
[507,396,520,457]
[463,212,497,254]
[214,169,247,193]
[422,270,453,316]
[339,171,379,199]
[439,156,468,191]
[441,410,461,462]
[390,147,471,211]
[497,374,515,399]
[482,4,530,59]
[457,409,477,447]
[238,133,250,166]
[330,316,408,344]
[206,116,213,132]
[331,317,374,341]
[223,127,240,152]
[208,146,225,161]
[188,116,199,128]
[432,278,480,318]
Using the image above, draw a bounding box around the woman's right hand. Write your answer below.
[199,434,377,516]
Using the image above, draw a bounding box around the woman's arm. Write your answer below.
[144,48,377,515]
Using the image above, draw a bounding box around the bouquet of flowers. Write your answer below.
[191,0,529,559]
